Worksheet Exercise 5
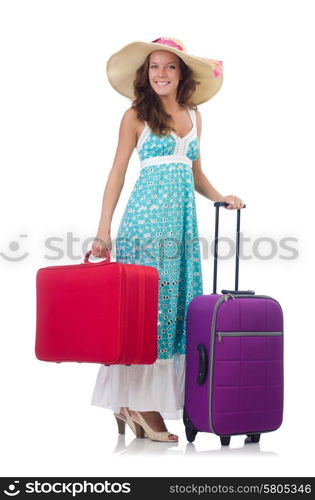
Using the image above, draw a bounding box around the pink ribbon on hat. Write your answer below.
[151,37,184,52]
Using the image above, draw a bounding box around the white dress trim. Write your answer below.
[140,155,192,169]
[91,354,186,420]
[136,107,197,156]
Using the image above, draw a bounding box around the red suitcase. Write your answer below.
[35,250,159,364]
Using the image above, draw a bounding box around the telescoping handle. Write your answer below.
[212,201,255,295]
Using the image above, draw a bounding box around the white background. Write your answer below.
[0,0,314,478]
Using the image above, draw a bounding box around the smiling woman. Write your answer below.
[149,55,181,92]
[90,37,245,443]
[133,50,199,137]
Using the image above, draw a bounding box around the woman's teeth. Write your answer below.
[156,81,170,86]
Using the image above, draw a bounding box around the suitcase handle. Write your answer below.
[196,344,208,385]
[213,201,248,294]
[84,250,111,264]
[221,289,255,295]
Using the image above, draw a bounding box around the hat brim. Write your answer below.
[106,41,223,105]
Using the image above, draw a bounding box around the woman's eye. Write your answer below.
[150,64,176,69]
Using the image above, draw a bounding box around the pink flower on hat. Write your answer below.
[213,61,223,79]
[199,58,224,79]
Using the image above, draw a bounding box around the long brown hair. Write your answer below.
[132,54,200,136]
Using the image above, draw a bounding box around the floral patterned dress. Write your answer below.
[91,107,203,419]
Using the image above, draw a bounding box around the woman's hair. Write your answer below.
[131,54,200,136]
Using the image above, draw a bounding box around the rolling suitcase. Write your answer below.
[35,250,159,364]
[184,202,284,445]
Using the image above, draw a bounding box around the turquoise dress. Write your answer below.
[91,107,203,419]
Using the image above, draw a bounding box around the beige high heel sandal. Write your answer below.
[131,411,178,442]
[114,412,127,435]
[114,407,147,438]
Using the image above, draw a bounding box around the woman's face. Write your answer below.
[148,50,182,98]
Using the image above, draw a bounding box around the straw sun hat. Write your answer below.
[106,37,223,105]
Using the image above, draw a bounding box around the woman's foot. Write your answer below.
[129,410,178,441]
[118,407,128,419]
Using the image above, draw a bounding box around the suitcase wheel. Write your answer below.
[245,433,261,444]
[185,427,198,443]
[183,408,198,443]
[220,436,231,446]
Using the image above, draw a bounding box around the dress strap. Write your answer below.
[136,122,151,151]
[187,107,196,130]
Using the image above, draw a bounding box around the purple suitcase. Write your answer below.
[184,202,284,446]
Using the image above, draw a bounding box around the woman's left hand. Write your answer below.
[221,195,245,210]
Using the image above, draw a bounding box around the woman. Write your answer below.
[90,37,245,442]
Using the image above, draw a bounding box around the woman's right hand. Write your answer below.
[91,233,112,258]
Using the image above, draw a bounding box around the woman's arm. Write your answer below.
[96,108,138,237]
[192,110,245,209]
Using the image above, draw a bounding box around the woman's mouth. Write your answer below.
[155,81,170,87]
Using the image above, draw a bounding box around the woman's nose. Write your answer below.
[158,69,167,78]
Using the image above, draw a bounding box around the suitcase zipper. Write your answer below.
[208,294,284,433]
[224,293,235,302]
[217,331,283,343]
